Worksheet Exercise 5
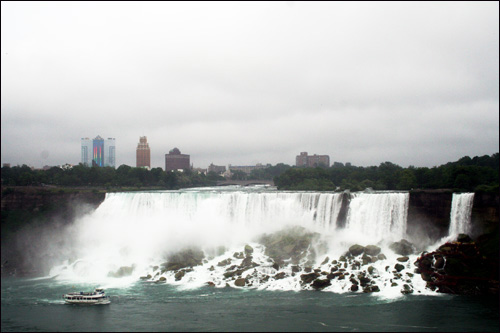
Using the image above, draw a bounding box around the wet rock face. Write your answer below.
[311,278,331,290]
[389,239,416,256]
[348,244,365,256]
[364,245,381,256]
[407,191,453,241]
[162,248,205,272]
[259,226,320,265]
[414,234,499,296]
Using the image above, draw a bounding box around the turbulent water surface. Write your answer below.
[2,277,499,332]
[1,187,498,332]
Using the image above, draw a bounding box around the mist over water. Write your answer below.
[47,187,474,296]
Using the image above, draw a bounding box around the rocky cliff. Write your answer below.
[1,186,105,276]
[407,190,499,245]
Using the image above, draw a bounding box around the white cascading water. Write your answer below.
[49,187,434,296]
[50,188,342,280]
[448,193,475,236]
[344,192,409,243]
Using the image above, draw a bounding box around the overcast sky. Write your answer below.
[1,1,498,170]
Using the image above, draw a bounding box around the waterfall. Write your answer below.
[49,187,424,296]
[448,193,475,236]
[344,192,409,243]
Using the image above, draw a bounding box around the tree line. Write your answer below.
[0,164,218,189]
[1,153,498,192]
[274,153,499,192]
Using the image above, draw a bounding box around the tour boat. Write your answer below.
[63,288,110,305]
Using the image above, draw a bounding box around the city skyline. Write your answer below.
[1,133,498,171]
[1,2,498,170]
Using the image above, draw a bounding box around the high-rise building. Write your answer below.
[81,136,116,168]
[165,148,190,171]
[296,152,330,168]
[81,138,93,166]
[104,138,116,167]
[136,136,151,169]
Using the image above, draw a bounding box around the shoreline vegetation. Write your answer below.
[1,153,498,193]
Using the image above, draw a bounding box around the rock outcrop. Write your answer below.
[414,233,499,295]
[259,226,320,266]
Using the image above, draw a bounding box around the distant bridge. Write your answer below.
[215,179,274,186]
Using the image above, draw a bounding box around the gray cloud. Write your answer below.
[1,2,498,169]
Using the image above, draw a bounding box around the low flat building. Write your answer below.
[228,163,269,175]
[165,148,190,171]
[208,163,226,175]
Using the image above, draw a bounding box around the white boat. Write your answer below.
[63,288,110,305]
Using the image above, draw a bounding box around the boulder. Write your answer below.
[174,270,185,281]
[401,284,413,294]
[389,239,416,256]
[365,245,381,256]
[240,256,259,269]
[394,263,405,272]
[217,258,232,267]
[348,244,365,256]
[244,244,254,255]
[259,226,320,265]
[300,272,320,284]
[163,247,205,271]
[234,278,246,287]
[457,233,473,243]
[434,256,445,269]
[311,279,331,290]
[233,252,245,259]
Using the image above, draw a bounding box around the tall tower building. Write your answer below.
[104,137,116,167]
[81,135,116,168]
[81,138,93,166]
[136,136,151,169]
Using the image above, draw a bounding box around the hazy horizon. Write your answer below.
[2,2,499,169]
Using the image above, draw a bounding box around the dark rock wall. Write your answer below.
[406,191,499,244]
[1,188,105,212]
[335,192,351,229]
[1,187,106,276]
[471,192,499,236]
[407,191,453,243]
